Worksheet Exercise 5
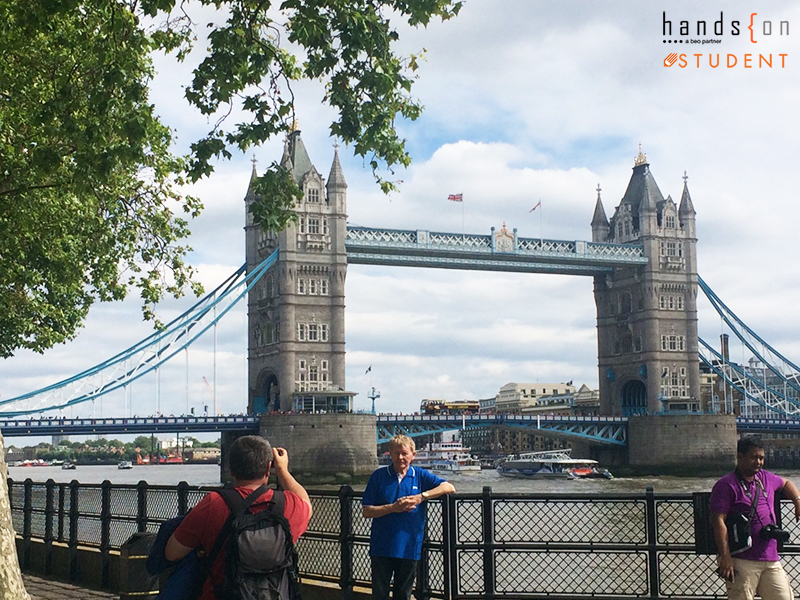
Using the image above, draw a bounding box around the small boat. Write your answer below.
[117,460,133,470]
[61,462,77,470]
[497,449,613,480]
[414,441,481,473]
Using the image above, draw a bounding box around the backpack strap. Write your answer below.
[268,489,285,517]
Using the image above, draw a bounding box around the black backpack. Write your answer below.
[215,485,302,600]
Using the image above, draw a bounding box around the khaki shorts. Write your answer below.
[727,558,794,600]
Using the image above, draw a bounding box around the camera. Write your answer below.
[760,524,790,543]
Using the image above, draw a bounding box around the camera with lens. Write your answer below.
[760,524,790,543]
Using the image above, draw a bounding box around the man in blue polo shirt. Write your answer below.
[362,434,456,600]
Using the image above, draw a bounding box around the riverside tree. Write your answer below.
[0,0,461,594]
[0,0,462,358]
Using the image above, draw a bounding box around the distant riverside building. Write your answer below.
[495,382,577,413]
[573,384,600,415]
[478,397,496,413]
[186,447,221,463]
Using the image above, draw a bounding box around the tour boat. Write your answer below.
[61,461,77,470]
[117,460,133,470]
[497,449,613,480]
[413,441,481,473]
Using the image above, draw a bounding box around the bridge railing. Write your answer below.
[11,478,800,598]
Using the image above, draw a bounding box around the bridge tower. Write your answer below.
[591,148,700,416]
[245,130,351,413]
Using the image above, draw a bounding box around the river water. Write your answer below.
[11,463,800,494]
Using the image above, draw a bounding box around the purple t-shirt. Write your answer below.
[710,469,784,561]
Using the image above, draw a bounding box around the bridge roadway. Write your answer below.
[0,414,795,444]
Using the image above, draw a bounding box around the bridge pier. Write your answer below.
[626,414,736,474]
[221,413,378,483]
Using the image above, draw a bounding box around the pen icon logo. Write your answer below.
[664,53,678,67]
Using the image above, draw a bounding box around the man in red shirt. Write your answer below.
[165,435,312,600]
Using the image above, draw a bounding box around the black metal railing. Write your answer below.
[9,478,800,599]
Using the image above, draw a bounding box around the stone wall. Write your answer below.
[628,414,736,473]
[256,413,377,483]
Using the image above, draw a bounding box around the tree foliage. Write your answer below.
[0,0,461,357]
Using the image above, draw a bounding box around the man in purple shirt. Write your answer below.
[710,436,800,599]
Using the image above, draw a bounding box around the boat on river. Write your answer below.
[497,449,613,480]
[413,441,481,473]
[61,461,77,470]
[117,460,133,470]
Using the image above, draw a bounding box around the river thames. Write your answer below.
[10,463,800,494]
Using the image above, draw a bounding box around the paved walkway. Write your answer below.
[23,573,117,600]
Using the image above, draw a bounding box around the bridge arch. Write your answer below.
[252,370,280,414]
[620,379,647,416]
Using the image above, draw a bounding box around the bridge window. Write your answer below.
[299,359,306,370]
[634,336,642,352]
[309,366,318,382]
[299,218,306,234]
[307,188,320,203]
[309,279,317,294]
[297,279,306,294]
[321,360,328,370]
[320,279,329,295]
[620,293,632,314]
[298,324,307,341]
[308,218,320,234]
[323,218,329,235]
[660,295,666,309]
[320,324,329,342]
[308,324,318,341]
[665,215,676,229]
[622,335,633,354]
[677,295,684,310]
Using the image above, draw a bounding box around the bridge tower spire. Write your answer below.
[592,149,700,416]
[244,130,352,413]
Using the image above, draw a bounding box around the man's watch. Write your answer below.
[421,491,429,501]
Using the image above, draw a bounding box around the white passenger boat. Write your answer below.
[497,449,613,480]
[117,460,133,470]
[414,441,481,473]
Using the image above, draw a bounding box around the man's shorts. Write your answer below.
[727,558,794,600]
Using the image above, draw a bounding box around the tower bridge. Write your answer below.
[4,130,799,476]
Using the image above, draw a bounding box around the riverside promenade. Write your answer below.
[23,573,116,600]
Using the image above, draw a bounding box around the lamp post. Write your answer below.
[368,387,381,415]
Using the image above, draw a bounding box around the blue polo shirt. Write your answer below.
[361,464,446,560]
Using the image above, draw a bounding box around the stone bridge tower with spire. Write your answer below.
[244,129,352,413]
[591,148,700,416]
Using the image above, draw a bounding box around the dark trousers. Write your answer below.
[371,556,417,600]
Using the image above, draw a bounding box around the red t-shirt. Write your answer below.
[173,486,311,600]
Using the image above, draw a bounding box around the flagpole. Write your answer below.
[462,198,465,240]
[539,198,543,244]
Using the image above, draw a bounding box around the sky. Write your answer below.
[3,0,800,428]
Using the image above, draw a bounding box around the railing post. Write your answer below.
[443,490,458,600]
[137,480,149,532]
[645,486,660,599]
[22,478,33,570]
[68,479,79,582]
[44,479,55,575]
[338,485,354,600]
[481,486,495,600]
[100,480,112,588]
[177,481,189,515]
[57,483,66,542]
